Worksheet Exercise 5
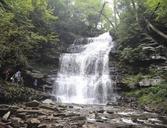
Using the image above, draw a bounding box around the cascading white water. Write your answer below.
[53,32,115,104]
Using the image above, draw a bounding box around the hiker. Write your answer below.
[3,68,13,81]
[33,79,38,88]
[14,70,21,84]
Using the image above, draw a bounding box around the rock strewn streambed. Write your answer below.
[0,100,167,128]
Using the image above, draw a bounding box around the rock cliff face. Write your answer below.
[108,39,167,90]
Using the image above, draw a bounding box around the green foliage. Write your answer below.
[126,82,167,112]
[114,0,167,75]
[0,82,46,103]
[123,73,143,85]
[48,0,113,35]
[120,46,147,64]
[73,0,113,30]
[145,0,167,21]
[0,0,59,68]
[149,65,167,81]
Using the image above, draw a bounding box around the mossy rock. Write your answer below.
[0,81,49,103]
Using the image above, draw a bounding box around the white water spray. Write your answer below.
[53,32,115,104]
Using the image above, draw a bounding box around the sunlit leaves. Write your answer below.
[145,0,167,20]
[0,0,59,67]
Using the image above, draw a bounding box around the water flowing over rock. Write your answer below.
[53,32,116,104]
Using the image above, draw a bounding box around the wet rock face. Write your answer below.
[22,70,54,92]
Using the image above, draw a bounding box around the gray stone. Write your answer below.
[15,112,26,119]
[97,109,105,113]
[25,100,40,107]
[70,116,86,121]
[53,113,66,117]
[27,118,40,127]
[42,99,54,105]
[142,46,156,51]
[11,117,23,127]
[38,124,47,128]
[17,108,46,115]
[65,112,80,117]
[139,77,163,87]
[2,111,10,121]
[58,104,67,108]
[39,105,59,112]
[25,70,44,79]
[106,110,114,114]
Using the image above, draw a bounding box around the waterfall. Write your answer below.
[53,32,115,104]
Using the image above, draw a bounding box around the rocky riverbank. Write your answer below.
[0,99,167,128]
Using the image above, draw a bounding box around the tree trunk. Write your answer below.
[131,0,139,23]
[113,0,117,27]
[95,2,107,28]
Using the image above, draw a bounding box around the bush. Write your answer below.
[123,73,143,85]
[126,82,167,112]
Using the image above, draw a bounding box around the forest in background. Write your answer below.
[0,0,166,68]
[0,0,167,112]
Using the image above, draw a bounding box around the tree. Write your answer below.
[0,0,59,68]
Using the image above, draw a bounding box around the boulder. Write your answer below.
[23,70,44,86]
[27,118,40,127]
[2,111,10,121]
[97,109,105,113]
[10,117,23,127]
[139,77,163,87]
[15,112,26,119]
[42,99,55,105]
[25,100,40,107]
[70,120,85,127]
[25,70,44,79]
[23,70,54,92]
[106,110,114,114]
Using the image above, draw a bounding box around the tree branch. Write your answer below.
[88,5,116,30]
[146,19,167,40]
[95,2,107,28]
[101,12,115,29]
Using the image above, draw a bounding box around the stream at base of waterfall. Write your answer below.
[53,32,116,104]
